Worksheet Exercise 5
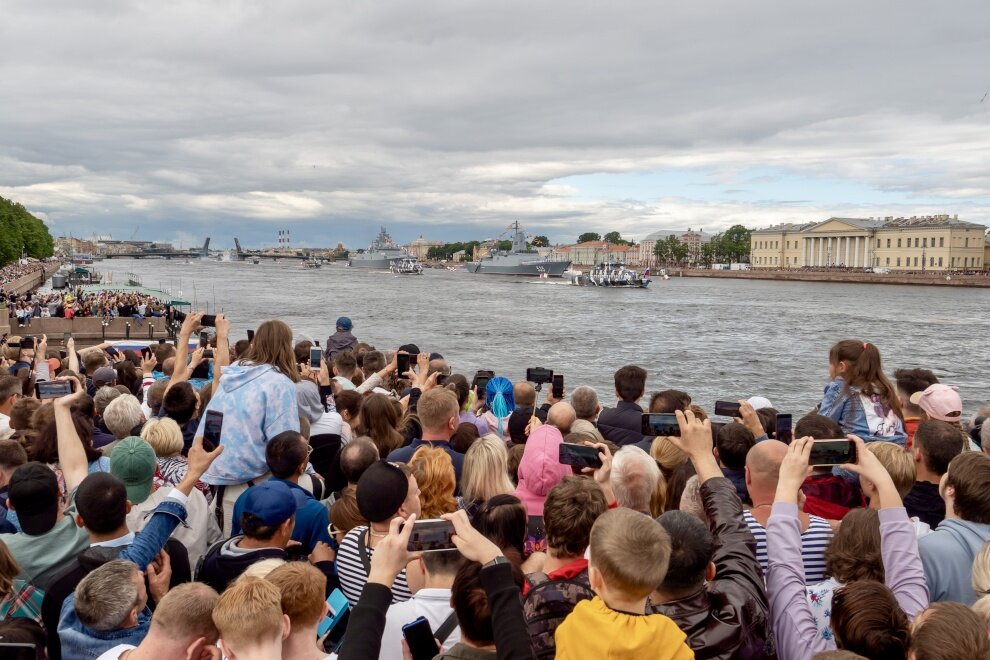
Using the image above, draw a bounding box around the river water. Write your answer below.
[97,259,990,418]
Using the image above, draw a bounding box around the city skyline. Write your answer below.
[3,2,990,248]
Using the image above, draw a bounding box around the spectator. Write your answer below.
[140,417,210,501]
[445,374,489,437]
[893,368,939,448]
[554,508,692,659]
[512,425,572,556]
[910,383,970,448]
[595,365,649,446]
[325,317,357,362]
[387,388,465,485]
[743,440,833,582]
[480,376,515,440]
[610,445,660,513]
[570,386,603,442]
[0,538,42,625]
[102,395,146,454]
[409,446,458,519]
[0,376,24,440]
[651,410,773,660]
[860,441,916,515]
[266,562,331,660]
[459,434,516,519]
[362,393,406,457]
[91,582,220,660]
[796,414,866,520]
[918,451,990,604]
[0,440,27,531]
[212,576,289,660]
[160,382,200,454]
[908,601,990,660]
[713,422,755,505]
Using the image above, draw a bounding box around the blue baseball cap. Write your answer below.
[335,317,353,331]
[242,481,302,526]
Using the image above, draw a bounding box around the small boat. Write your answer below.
[250,256,260,265]
[390,257,424,275]
[569,263,652,288]
[302,258,322,269]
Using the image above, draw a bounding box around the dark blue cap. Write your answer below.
[335,317,353,331]
[242,481,302,526]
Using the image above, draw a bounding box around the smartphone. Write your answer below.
[404,519,456,552]
[199,331,209,347]
[714,400,741,417]
[552,374,564,399]
[710,421,726,443]
[474,375,490,395]
[435,373,448,386]
[202,350,214,359]
[59,349,67,360]
[310,347,322,369]
[62,331,72,344]
[314,340,320,347]
[396,352,411,376]
[809,439,857,466]
[200,314,217,327]
[247,329,255,342]
[105,346,118,358]
[402,616,440,660]
[36,380,73,400]
[316,589,350,650]
[203,410,224,451]
[641,413,680,437]
[775,414,793,444]
[559,442,603,469]
[141,347,151,359]
[525,367,553,384]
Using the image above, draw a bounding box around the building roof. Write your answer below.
[642,229,714,241]
[750,222,816,234]
[753,215,986,235]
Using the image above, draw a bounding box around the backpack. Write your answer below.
[522,569,595,659]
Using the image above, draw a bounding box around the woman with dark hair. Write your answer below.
[0,538,42,624]
[446,374,489,436]
[361,393,405,457]
[334,389,363,443]
[472,494,545,573]
[29,414,109,487]
[909,601,990,659]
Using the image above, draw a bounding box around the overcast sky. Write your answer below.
[2,1,990,248]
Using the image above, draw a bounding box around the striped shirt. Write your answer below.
[744,509,833,583]
[337,526,413,606]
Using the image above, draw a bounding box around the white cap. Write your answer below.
[747,396,774,410]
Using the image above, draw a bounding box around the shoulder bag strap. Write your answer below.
[434,611,459,644]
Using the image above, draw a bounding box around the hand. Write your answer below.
[147,550,172,603]
[141,352,158,375]
[188,346,206,368]
[401,638,439,660]
[179,312,203,339]
[838,436,893,491]
[774,436,813,504]
[385,350,399,375]
[421,370,440,391]
[525,415,542,436]
[671,409,714,459]
[368,514,422,586]
[738,400,765,439]
[545,387,563,406]
[318,358,331,386]
[309,541,336,564]
[581,442,612,483]
[470,387,485,413]
[416,352,429,375]
[53,376,85,409]
[214,313,230,339]
[185,435,223,480]
[38,334,47,352]
[442,509,503,565]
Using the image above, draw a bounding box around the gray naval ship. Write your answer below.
[465,222,572,277]
[348,227,408,269]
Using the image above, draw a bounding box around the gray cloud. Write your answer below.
[2,0,989,247]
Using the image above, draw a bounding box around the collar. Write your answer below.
[547,558,588,581]
[92,532,135,548]
[616,400,642,412]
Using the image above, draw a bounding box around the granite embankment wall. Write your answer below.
[675,269,990,288]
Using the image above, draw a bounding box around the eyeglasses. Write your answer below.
[307,445,314,456]
[327,523,344,539]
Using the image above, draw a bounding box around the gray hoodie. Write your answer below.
[918,517,990,605]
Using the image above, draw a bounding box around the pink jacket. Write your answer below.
[513,425,572,517]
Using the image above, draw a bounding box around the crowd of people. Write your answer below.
[0,310,987,659]
[2,288,167,326]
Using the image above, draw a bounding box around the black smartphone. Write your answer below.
[314,340,320,347]
[435,373,448,386]
[310,347,322,369]
[641,412,680,437]
[776,414,793,444]
[59,349,67,360]
[141,347,151,359]
[525,367,553,384]
[36,380,73,400]
[474,375,490,395]
[558,442,603,469]
[396,352,412,376]
[202,350,214,359]
[402,616,439,660]
[62,331,71,344]
[809,439,856,466]
[246,329,255,342]
[105,346,118,358]
[199,331,209,347]
[714,400,741,417]
[552,374,564,399]
[404,519,456,552]
[200,314,217,328]
[710,421,726,443]
[285,544,309,561]
[203,410,224,451]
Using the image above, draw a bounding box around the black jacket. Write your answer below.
[596,400,649,446]
[651,477,775,660]
[197,537,338,595]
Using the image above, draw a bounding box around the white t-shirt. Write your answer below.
[378,588,460,660]
[126,486,221,567]
[96,644,135,660]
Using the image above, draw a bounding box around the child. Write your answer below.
[820,340,906,446]
[212,576,289,660]
[554,508,693,659]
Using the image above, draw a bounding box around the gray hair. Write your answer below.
[103,394,145,439]
[570,386,599,421]
[611,445,661,513]
[93,386,123,416]
[74,560,141,631]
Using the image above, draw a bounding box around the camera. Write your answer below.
[525,367,554,391]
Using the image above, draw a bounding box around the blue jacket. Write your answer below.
[58,598,151,659]
[197,363,300,485]
[919,518,990,605]
[231,478,331,552]
[819,377,906,446]
[598,400,651,447]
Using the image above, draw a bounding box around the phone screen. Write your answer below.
[552,374,564,398]
[558,442,603,469]
[203,410,224,451]
[36,380,73,400]
[403,617,439,660]
[474,376,490,395]
[246,329,255,342]
[714,400,741,417]
[404,519,456,552]
[310,347,322,369]
[62,331,72,344]
[775,414,793,444]
[200,314,217,328]
[641,413,680,437]
[199,331,209,347]
[396,352,411,376]
[710,421,726,443]
[809,440,856,466]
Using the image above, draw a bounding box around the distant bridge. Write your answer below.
[103,238,211,260]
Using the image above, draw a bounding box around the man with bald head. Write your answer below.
[742,439,833,582]
[547,402,576,435]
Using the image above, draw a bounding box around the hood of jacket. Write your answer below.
[219,362,282,393]
[935,518,990,552]
[514,425,571,516]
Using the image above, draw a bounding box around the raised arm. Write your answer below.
[66,337,80,375]
[33,334,49,382]
[766,437,828,660]
[211,314,230,396]
[169,312,202,388]
[54,379,90,492]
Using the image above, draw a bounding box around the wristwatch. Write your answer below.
[482,555,510,570]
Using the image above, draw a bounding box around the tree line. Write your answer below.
[0,196,55,266]
[651,225,751,266]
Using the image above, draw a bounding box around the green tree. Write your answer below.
[532,235,550,247]
[721,225,752,262]
[653,238,670,265]
[577,232,601,243]
[0,196,54,266]
[603,231,630,245]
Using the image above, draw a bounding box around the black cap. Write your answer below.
[398,344,420,356]
[8,462,60,535]
[356,461,410,523]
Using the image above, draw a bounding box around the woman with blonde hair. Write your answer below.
[141,417,212,501]
[651,435,689,480]
[460,434,515,519]
[971,541,990,626]
[409,446,457,519]
[0,539,42,624]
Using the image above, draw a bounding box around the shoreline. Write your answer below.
[671,268,990,288]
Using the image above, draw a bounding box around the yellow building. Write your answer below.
[750,215,986,271]
[405,236,445,260]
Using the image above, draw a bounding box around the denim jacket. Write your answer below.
[58,598,151,659]
[819,378,906,446]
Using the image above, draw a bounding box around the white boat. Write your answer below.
[390,257,424,275]
[250,256,260,265]
[301,258,322,269]
[570,263,653,288]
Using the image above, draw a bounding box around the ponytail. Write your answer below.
[485,376,515,436]
[829,339,904,420]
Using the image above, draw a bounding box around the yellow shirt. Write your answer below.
[555,596,694,660]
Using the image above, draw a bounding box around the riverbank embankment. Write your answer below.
[675,269,990,288]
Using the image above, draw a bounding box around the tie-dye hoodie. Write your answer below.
[198,363,300,485]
